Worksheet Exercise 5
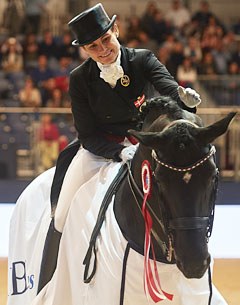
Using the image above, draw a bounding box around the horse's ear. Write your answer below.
[193,112,237,145]
[128,129,167,147]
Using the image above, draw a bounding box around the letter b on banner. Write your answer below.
[11,261,31,295]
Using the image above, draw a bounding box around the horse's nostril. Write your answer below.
[202,255,211,267]
[176,256,210,279]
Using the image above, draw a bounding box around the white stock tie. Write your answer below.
[97,51,124,88]
[99,64,124,87]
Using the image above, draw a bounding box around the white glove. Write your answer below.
[178,86,201,108]
[120,145,137,163]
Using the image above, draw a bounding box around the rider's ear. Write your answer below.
[113,23,119,38]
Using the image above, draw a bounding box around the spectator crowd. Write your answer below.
[0,0,239,175]
[0,0,240,108]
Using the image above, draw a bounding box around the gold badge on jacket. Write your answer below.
[120,75,130,87]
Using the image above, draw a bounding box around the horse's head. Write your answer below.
[129,97,236,279]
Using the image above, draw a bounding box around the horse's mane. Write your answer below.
[139,95,184,122]
[138,96,199,154]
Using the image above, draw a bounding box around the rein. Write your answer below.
[127,162,169,256]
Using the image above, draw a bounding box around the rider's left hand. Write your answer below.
[120,145,137,163]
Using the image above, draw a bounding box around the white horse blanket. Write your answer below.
[7,163,228,305]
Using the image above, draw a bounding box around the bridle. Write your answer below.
[127,121,219,263]
[152,145,216,173]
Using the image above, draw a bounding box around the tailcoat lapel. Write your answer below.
[86,47,150,119]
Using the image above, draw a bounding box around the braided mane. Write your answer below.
[139,96,184,122]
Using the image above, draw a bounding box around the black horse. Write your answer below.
[7,96,236,305]
[114,96,235,279]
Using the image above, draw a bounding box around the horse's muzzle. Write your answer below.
[176,254,211,279]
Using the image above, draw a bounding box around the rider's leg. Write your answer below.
[54,148,108,232]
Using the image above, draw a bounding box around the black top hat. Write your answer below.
[68,3,116,46]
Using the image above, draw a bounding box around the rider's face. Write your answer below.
[82,25,120,65]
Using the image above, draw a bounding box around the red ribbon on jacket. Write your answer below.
[134,94,145,108]
[141,160,174,303]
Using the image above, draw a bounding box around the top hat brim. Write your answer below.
[72,15,117,46]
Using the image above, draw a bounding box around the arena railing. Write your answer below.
[196,75,240,107]
[0,107,239,180]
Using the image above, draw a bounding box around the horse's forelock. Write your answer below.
[154,122,198,158]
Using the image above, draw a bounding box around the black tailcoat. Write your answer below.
[50,46,196,207]
[69,46,194,161]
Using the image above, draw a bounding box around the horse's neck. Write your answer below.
[114,147,167,257]
[114,154,146,247]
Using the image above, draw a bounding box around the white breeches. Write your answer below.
[54,148,110,232]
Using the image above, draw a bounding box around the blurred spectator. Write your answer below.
[232,41,240,66]
[192,1,216,33]
[136,31,159,55]
[211,37,231,74]
[18,76,42,107]
[1,37,25,94]
[38,113,61,170]
[38,29,58,64]
[209,16,225,37]
[222,31,238,55]
[46,88,64,108]
[202,16,225,42]
[1,37,23,73]
[176,56,198,87]
[140,1,158,37]
[200,17,226,54]
[1,0,25,36]
[227,62,240,105]
[45,56,71,96]
[182,19,200,38]
[151,10,172,44]
[231,18,240,35]
[56,30,79,62]
[228,61,240,76]
[161,33,176,52]
[183,36,202,68]
[157,46,170,67]
[125,15,144,44]
[166,40,184,78]
[22,33,39,70]
[29,54,54,106]
[23,0,48,35]
[220,62,240,106]
[53,56,72,77]
[165,0,191,32]
[200,32,216,53]
[198,51,217,75]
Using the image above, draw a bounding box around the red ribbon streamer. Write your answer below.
[141,160,174,303]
